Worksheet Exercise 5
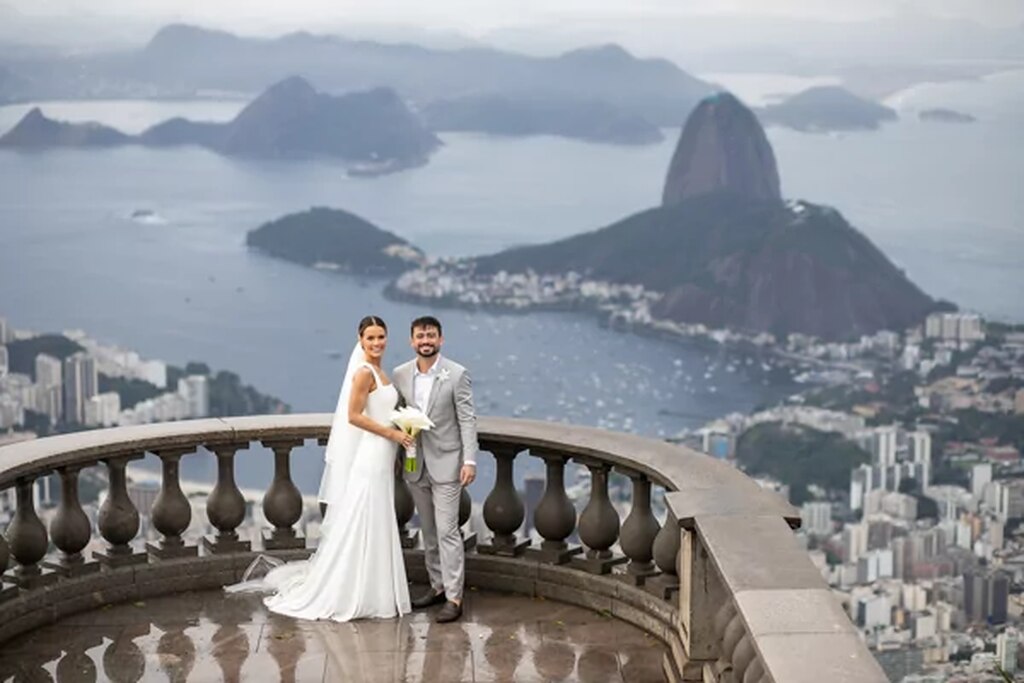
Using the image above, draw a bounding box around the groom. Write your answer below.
[393,315,478,623]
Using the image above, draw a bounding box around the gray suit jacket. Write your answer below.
[393,356,479,484]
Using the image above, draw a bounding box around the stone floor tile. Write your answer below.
[576,646,625,683]
[618,645,667,683]
[324,648,404,683]
[531,639,579,681]
[541,619,653,647]
[236,651,328,682]
[0,625,85,654]
[400,648,474,682]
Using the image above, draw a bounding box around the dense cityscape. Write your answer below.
[678,312,1024,682]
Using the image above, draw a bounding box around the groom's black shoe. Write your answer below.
[412,589,447,610]
[435,600,462,623]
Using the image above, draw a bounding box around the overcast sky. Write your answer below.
[7,0,1024,34]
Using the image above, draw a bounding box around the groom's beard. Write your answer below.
[416,344,439,358]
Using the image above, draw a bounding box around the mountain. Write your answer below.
[757,86,898,132]
[9,25,712,131]
[247,207,424,276]
[421,94,663,145]
[0,107,130,147]
[463,94,934,340]
[219,78,439,161]
[138,117,224,147]
[663,92,781,206]
[472,195,934,339]
[1,77,440,170]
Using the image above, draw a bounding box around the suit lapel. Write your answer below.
[424,358,445,416]
[403,362,416,409]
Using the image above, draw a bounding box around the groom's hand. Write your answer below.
[459,463,476,487]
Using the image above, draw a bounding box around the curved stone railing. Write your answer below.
[0,415,886,682]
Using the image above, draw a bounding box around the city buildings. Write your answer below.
[925,312,985,346]
[801,501,833,536]
[0,322,212,432]
[963,569,1010,626]
[62,352,97,425]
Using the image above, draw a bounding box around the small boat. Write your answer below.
[130,209,166,225]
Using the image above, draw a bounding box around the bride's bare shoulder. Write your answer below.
[351,366,375,387]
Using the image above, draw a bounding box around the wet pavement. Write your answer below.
[0,588,666,682]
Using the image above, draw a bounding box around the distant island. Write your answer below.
[0,25,712,145]
[0,76,441,173]
[421,95,664,145]
[246,207,424,276]
[918,108,976,123]
[756,86,898,132]
[388,92,938,341]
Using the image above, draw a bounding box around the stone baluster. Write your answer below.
[95,454,146,567]
[459,487,477,550]
[708,601,739,681]
[5,477,52,588]
[720,604,747,682]
[526,451,581,564]
[618,471,660,584]
[44,465,97,577]
[203,444,250,554]
[713,598,764,683]
[479,444,529,556]
[731,634,759,683]
[572,458,626,574]
[395,468,417,549]
[261,440,305,550]
[650,498,681,599]
[146,447,198,559]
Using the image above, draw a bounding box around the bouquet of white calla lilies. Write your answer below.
[390,407,435,473]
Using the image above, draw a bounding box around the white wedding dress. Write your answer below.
[228,351,411,622]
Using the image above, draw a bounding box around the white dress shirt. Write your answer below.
[413,355,474,467]
[413,355,441,412]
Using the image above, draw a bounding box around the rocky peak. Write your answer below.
[662,92,781,206]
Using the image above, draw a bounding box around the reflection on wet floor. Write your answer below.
[0,588,666,682]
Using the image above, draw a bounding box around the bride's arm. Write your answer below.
[348,368,414,447]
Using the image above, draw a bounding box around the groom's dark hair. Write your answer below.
[411,316,442,336]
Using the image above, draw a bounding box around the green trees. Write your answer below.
[735,422,870,505]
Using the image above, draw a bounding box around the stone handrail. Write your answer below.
[0,415,885,682]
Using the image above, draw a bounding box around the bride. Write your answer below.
[228,315,413,621]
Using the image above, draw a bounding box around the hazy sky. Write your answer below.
[7,0,1024,33]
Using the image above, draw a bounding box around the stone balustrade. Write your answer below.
[0,415,887,682]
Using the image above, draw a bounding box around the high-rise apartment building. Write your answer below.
[62,353,97,424]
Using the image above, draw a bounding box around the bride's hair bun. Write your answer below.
[358,316,388,336]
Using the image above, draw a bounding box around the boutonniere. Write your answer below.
[438,368,451,383]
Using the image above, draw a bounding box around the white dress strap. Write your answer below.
[362,363,383,388]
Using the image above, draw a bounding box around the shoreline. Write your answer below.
[382,278,818,391]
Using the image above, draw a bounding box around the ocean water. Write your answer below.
[0,70,1020,493]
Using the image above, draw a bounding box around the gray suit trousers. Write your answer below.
[409,470,464,601]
